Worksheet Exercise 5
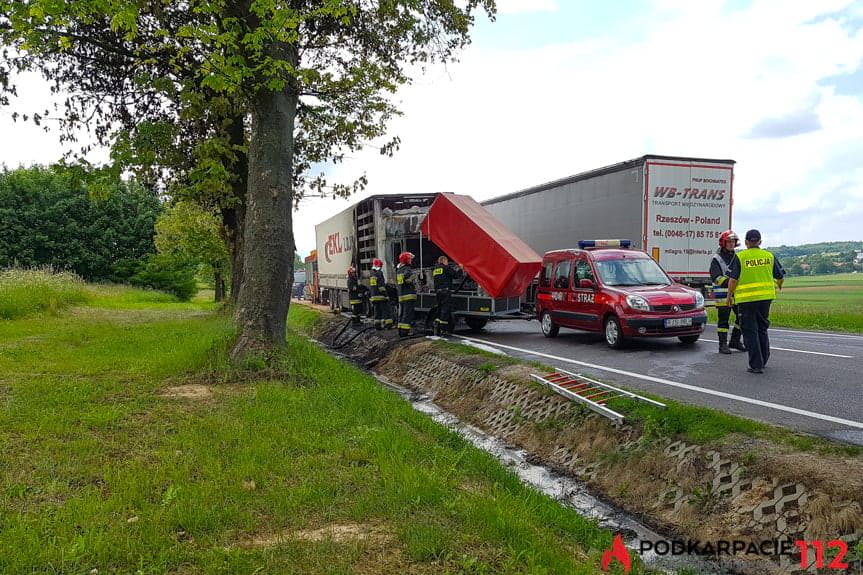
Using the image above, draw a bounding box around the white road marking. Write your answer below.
[454,335,863,430]
[762,327,863,340]
[700,339,853,358]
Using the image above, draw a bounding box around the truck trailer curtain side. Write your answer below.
[481,155,735,286]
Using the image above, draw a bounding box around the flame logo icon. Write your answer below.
[601,533,632,573]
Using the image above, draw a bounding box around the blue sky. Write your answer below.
[2,0,862,256]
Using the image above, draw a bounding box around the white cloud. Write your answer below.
[293,0,863,253]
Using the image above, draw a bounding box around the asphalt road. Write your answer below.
[450,319,863,445]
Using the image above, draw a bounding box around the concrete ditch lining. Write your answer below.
[309,314,863,574]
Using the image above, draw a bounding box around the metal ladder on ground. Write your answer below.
[530,368,666,425]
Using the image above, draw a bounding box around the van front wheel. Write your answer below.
[604,316,625,349]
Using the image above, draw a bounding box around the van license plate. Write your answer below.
[664,318,693,328]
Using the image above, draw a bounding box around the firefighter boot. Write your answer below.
[433,322,441,337]
[718,332,732,354]
[729,329,746,351]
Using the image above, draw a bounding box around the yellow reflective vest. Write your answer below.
[734,248,776,303]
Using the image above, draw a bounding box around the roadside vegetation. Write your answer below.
[0,268,89,319]
[709,272,863,333]
[0,278,640,575]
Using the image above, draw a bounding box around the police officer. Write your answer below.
[369,258,393,330]
[396,251,417,337]
[711,230,745,354]
[432,255,461,336]
[346,265,363,325]
[726,229,785,374]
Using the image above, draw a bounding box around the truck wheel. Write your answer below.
[540,311,559,338]
[678,335,700,345]
[465,317,488,332]
[604,315,625,349]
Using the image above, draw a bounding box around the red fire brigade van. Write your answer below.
[536,240,707,348]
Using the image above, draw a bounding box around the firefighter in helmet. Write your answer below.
[432,255,461,336]
[396,251,417,337]
[710,230,745,354]
[347,265,363,325]
[369,258,393,330]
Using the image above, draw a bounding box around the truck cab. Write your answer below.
[536,240,707,348]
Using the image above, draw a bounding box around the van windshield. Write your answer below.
[594,258,671,287]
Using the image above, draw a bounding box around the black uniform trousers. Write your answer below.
[349,297,363,323]
[716,304,741,335]
[435,289,453,331]
[372,297,393,328]
[739,299,772,370]
[398,298,415,333]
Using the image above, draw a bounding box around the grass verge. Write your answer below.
[708,273,863,333]
[0,268,89,319]
[0,291,634,574]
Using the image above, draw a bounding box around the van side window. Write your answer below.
[575,260,594,282]
[540,262,553,287]
[553,260,571,289]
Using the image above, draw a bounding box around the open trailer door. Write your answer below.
[420,193,542,306]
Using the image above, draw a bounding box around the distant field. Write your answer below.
[710,273,863,333]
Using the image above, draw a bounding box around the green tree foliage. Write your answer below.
[130,253,198,301]
[768,242,863,260]
[785,260,804,276]
[1,0,496,354]
[0,166,161,280]
[155,201,229,300]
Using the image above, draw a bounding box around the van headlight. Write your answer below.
[695,292,705,309]
[625,294,650,311]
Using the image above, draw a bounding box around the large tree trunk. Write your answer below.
[222,200,245,304]
[214,269,226,302]
[231,44,298,356]
[223,113,248,305]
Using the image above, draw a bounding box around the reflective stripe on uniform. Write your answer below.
[370,296,387,302]
[396,274,404,284]
[349,300,362,305]
[717,327,729,333]
[398,323,411,329]
[433,267,443,276]
[398,294,416,302]
[735,281,774,302]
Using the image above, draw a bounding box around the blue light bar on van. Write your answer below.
[578,239,632,249]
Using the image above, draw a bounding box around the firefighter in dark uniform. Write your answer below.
[396,251,417,337]
[369,258,393,330]
[432,255,461,336]
[710,230,745,354]
[347,265,363,325]
[726,229,785,374]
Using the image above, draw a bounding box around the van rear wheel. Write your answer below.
[465,317,488,332]
[540,311,559,338]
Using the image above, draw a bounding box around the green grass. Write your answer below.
[0,268,89,319]
[708,272,863,333]
[607,394,858,456]
[0,288,636,574]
